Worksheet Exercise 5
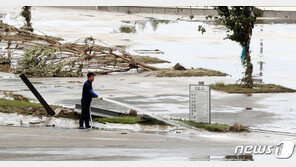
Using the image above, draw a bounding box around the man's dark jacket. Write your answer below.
[81,80,94,105]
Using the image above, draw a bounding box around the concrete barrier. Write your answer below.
[104,6,296,20]
[177,8,192,15]
[117,6,129,13]
[52,6,98,10]
[140,7,153,13]
[129,7,141,13]
[275,11,291,19]
[164,8,177,15]
[108,6,118,12]
[263,10,276,18]
[191,9,205,16]
[48,6,296,20]
[152,7,166,14]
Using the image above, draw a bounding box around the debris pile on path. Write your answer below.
[0,23,159,77]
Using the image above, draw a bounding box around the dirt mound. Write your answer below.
[55,108,80,119]
[229,123,244,132]
[127,109,137,116]
[173,63,186,70]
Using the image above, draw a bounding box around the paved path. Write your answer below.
[0,126,295,160]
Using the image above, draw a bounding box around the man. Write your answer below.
[79,72,98,129]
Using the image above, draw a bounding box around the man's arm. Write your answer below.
[90,89,98,98]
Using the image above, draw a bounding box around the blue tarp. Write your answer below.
[241,45,246,62]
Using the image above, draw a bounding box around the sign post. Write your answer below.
[19,73,55,116]
[189,84,211,124]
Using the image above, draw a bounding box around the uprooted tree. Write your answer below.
[0,23,159,77]
[0,6,159,75]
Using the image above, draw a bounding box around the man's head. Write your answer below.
[87,72,95,83]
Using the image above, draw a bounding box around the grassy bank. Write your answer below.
[94,116,141,124]
[0,95,166,125]
[211,82,296,94]
[0,98,79,119]
[178,120,248,132]
[147,68,227,77]
[93,115,168,125]
[132,55,170,64]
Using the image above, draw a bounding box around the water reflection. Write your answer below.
[119,25,136,33]
[120,18,173,32]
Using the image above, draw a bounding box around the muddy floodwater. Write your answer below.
[0,7,296,133]
[2,7,296,89]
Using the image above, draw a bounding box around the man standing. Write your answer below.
[79,72,98,129]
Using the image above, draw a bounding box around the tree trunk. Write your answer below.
[244,42,253,88]
[21,6,33,32]
[243,7,254,88]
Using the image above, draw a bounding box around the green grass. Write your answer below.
[0,98,43,115]
[132,55,170,64]
[180,120,230,132]
[211,82,296,94]
[0,98,42,107]
[153,68,227,77]
[178,120,249,132]
[0,98,76,118]
[93,116,143,124]
[93,116,168,125]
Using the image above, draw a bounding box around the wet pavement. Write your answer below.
[0,125,295,160]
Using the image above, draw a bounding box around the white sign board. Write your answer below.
[189,84,211,123]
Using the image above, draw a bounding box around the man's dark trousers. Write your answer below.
[79,102,90,127]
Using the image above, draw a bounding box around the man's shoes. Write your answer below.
[78,127,85,129]
[85,126,92,129]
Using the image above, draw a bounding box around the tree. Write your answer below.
[214,7,260,88]
[20,6,33,32]
[196,7,261,88]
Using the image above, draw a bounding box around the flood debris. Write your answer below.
[0,23,159,77]
[0,23,229,78]
[0,57,10,64]
[228,123,248,132]
[54,107,80,119]
[0,63,11,73]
